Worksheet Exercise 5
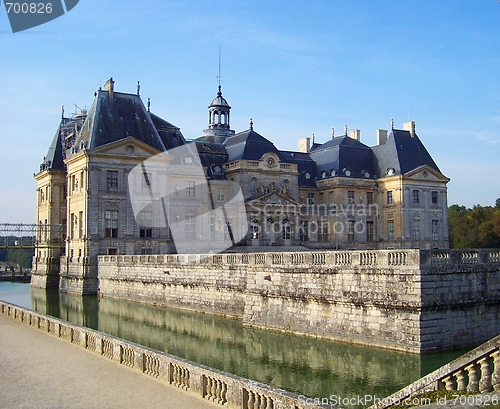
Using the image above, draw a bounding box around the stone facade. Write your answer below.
[98,248,500,354]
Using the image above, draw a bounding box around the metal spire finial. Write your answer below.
[147,98,151,112]
[344,124,348,135]
[249,118,253,130]
[391,118,394,129]
[61,105,64,119]
[137,81,140,96]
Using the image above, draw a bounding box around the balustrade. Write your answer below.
[203,375,228,405]
[120,345,135,367]
[170,363,190,389]
[102,339,114,359]
[243,388,274,409]
[143,353,160,378]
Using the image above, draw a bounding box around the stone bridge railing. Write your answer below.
[98,248,500,270]
[0,300,327,409]
[368,332,500,409]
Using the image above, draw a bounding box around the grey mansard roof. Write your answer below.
[224,128,283,162]
[372,129,441,177]
[39,121,65,172]
[73,89,184,155]
[310,135,377,179]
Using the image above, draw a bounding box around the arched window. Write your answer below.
[249,177,258,195]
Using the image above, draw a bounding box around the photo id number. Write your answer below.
[5,3,53,14]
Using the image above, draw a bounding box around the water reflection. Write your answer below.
[2,282,467,407]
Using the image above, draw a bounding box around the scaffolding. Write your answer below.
[0,224,65,249]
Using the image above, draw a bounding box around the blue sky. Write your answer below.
[0,1,499,223]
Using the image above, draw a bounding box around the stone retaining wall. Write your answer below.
[97,249,500,353]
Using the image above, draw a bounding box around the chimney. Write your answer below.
[349,129,361,142]
[403,120,416,137]
[298,137,311,153]
[104,77,115,102]
[376,129,388,145]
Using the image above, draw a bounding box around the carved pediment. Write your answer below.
[247,191,298,206]
[404,165,449,182]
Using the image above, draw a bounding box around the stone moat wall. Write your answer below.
[97,249,500,353]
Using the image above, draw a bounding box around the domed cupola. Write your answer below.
[202,85,235,143]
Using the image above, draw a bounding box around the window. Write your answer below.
[366,221,374,242]
[367,192,374,205]
[79,211,84,238]
[348,191,354,204]
[105,210,118,238]
[318,220,328,242]
[210,216,215,240]
[318,192,324,205]
[412,190,420,204]
[249,177,258,195]
[139,211,153,239]
[141,248,153,255]
[431,191,438,205]
[307,193,315,205]
[70,213,75,240]
[107,170,118,189]
[412,220,420,241]
[250,219,259,240]
[186,181,195,197]
[217,188,225,202]
[80,171,85,190]
[348,220,355,241]
[107,248,118,255]
[387,191,393,204]
[388,221,395,241]
[329,191,334,206]
[185,215,195,240]
[71,174,76,192]
[223,218,233,241]
[282,220,291,240]
[432,220,439,241]
[141,172,151,190]
[299,221,308,242]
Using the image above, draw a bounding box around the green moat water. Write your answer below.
[0,281,468,407]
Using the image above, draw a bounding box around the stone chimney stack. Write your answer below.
[349,129,361,142]
[377,129,388,145]
[298,137,311,153]
[403,120,416,137]
[104,77,115,102]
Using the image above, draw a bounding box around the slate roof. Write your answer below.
[39,121,65,172]
[372,129,441,176]
[195,141,229,180]
[73,90,169,154]
[309,135,377,179]
[224,128,283,162]
[280,150,317,188]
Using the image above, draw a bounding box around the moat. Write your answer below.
[0,281,468,407]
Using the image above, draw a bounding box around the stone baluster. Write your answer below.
[247,391,255,409]
[453,368,467,390]
[215,380,222,403]
[441,375,455,391]
[478,357,493,392]
[220,381,227,404]
[490,350,500,391]
[465,363,479,392]
[205,376,212,398]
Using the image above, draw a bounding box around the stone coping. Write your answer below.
[0,300,327,409]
